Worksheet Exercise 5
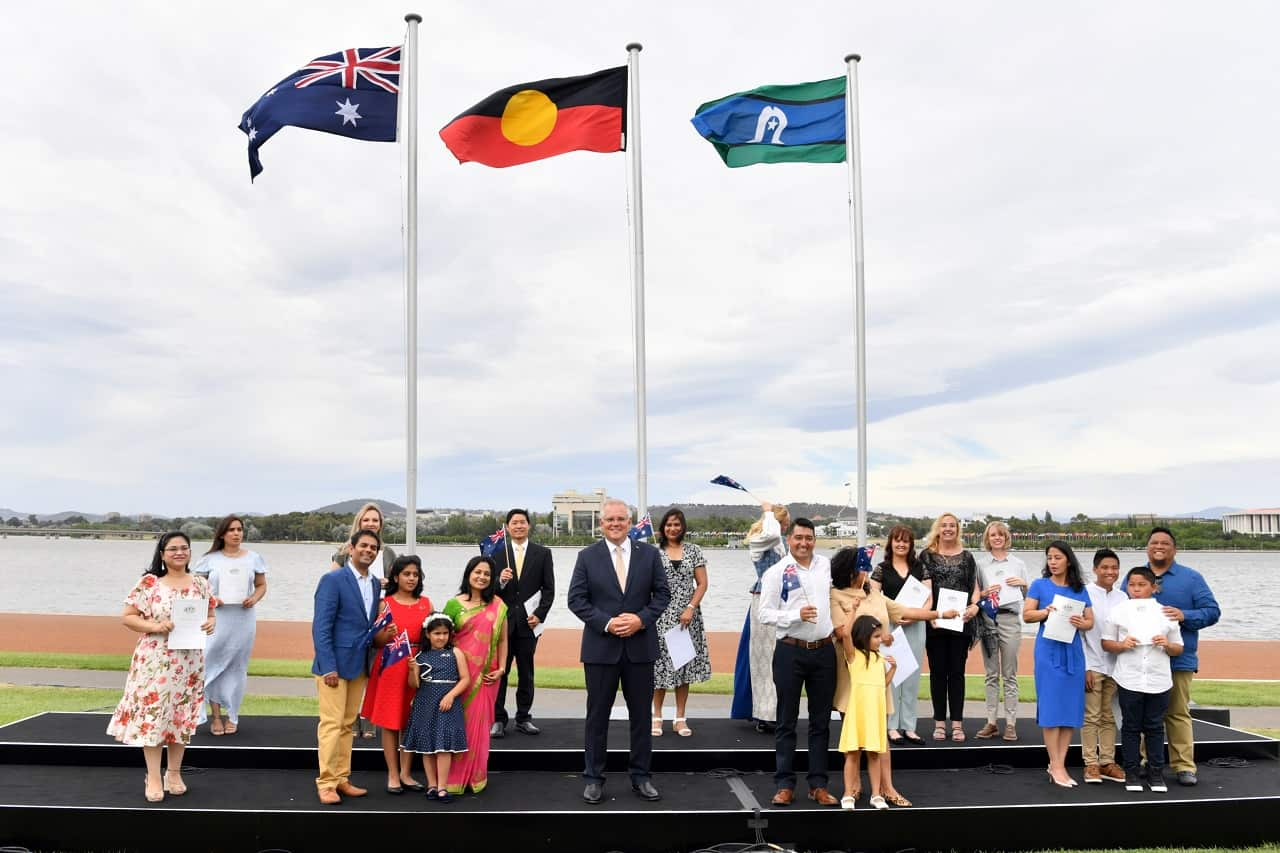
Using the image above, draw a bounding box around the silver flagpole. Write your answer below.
[402,13,421,555]
[625,43,649,521]
[843,53,868,549]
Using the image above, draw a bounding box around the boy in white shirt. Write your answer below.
[1101,566,1184,793]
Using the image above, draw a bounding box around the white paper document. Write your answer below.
[663,625,696,670]
[986,565,1024,607]
[525,592,546,638]
[167,597,207,650]
[934,588,969,633]
[894,575,931,610]
[1043,594,1085,643]
[1125,599,1167,645]
[887,627,920,687]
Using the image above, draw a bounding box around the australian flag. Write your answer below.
[709,474,749,492]
[629,515,654,542]
[240,46,401,179]
[978,589,1001,620]
[380,629,412,669]
[479,527,506,558]
[364,608,393,644]
[780,564,803,602]
[856,544,877,573]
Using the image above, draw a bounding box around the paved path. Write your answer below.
[4,613,1279,679]
[5,666,1277,729]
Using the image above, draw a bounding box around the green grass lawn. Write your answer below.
[3,651,1278,706]
[0,684,318,726]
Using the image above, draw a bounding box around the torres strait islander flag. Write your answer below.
[691,77,846,167]
[440,66,627,167]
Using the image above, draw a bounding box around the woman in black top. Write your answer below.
[870,525,932,744]
[918,513,980,742]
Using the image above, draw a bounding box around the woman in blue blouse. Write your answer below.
[1023,540,1094,788]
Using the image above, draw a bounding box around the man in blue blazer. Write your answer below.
[568,498,670,804]
[312,529,383,804]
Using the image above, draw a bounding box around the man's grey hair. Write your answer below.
[601,497,632,519]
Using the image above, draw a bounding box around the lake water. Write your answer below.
[1,538,1274,640]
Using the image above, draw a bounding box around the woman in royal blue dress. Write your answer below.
[1023,540,1094,788]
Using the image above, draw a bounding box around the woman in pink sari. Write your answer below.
[444,555,508,795]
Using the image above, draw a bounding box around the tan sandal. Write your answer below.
[932,723,947,741]
[951,723,966,743]
[223,721,238,735]
[673,717,692,737]
[885,792,912,807]
[209,716,225,736]
[163,771,187,796]
[651,716,663,737]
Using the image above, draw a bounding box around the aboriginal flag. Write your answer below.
[440,66,626,168]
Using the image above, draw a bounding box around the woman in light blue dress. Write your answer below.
[193,515,267,735]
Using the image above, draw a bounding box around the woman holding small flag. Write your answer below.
[651,508,711,737]
[360,555,432,794]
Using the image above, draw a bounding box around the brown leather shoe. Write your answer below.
[976,722,1000,739]
[808,787,839,806]
[770,789,794,806]
[336,781,368,798]
[318,788,341,805]
[1083,765,1102,783]
[1099,763,1126,783]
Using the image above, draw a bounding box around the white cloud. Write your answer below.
[2,0,1278,517]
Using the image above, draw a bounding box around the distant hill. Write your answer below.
[647,502,859,522]
[1175,506,1242,520]
[310,498,406,515]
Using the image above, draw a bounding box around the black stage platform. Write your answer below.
[1,712,1277,852]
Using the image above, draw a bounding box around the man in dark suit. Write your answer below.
[568,498,670,804]
[492,507,555,737]
[312,529,383,805]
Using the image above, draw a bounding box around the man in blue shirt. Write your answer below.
[1147,526,1220,787]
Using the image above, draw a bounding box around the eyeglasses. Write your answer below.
[164,546,191,553]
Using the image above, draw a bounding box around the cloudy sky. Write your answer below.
[4,1,1279,519]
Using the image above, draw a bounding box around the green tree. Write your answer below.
[5,517,18,527]
[1044,511,1054,525]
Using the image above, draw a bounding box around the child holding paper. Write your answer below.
[1023,541,1094,788]
[838,615,895,811]
[1102,567,1183,793]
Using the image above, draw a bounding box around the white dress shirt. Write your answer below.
[1083,582,1129,675]
[1103,598,1183,693]
[348,563,375,616]
[977,553,1029,614]
[758,553,834,643]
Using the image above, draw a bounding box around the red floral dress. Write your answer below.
[360,595,433,730]
[106,573,211,746]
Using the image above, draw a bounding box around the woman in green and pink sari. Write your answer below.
[444,555,508,795]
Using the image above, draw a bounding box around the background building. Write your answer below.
[1222,508,1280,536]
[552,488,607,536]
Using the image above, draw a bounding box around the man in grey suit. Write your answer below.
[568,498,670,804]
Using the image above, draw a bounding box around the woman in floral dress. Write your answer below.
[651,508,710,736]
[107,531,216,802]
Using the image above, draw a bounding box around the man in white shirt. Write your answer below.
[1081,548,1128,783]
[758,518,838,807]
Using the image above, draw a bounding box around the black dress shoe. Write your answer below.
[514,720,541,735]
[401,781,425,792]
[385,785,404,795]
[583,782,604,804]
[490,722,506,738]
[632,780,661,801]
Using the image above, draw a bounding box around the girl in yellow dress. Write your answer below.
[838,615,896,810]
